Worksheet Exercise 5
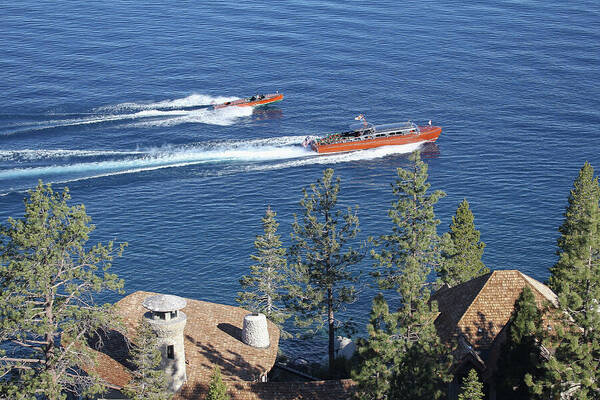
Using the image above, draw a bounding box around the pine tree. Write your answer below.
[352,294,397,400]
[531,162,600,398]
[386,298,452,400]
[360,151,452,399]
[0,181,126,400]
[354,297,452,400]
[286,168,363,376]
[122,319,171,400]
[372,151,445,294]
[206,367,229,400]
[458,369,484,400]
[237,206,289,336]
[437,199,488,287]
[494,286,544,400]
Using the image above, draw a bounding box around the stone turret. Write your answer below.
[142,294,187,392]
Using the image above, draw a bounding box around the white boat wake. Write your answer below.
[0,94,252,136]
[0,137,427,195]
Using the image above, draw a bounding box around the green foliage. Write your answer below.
[206,367,229,400]
[286,168,363,376]
[356,153,452,399]
[386,298,453,400]
[237,206,290,337]
[531,162,600,399]
[352,294,396,400]
[372,151,445,300]
[0,181,126,400]
[437,199,488,287]
[122,319,171,400]
[353,295,452,400]
[458,369,484,400]
[495,286,544,400]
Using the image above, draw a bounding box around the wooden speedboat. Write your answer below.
[303,116,442,154]
[212,93,284,109]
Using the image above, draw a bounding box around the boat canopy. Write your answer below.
[373,121,417,132]
[349,121,417,134]
[349,122,375,133]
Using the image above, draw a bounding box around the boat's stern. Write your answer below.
[302,136,320,152]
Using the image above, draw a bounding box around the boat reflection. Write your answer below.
[251,108,283,121]
[420,142,440,159]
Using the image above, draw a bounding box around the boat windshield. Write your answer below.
[349,122,375,133]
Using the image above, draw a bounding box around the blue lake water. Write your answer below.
[1,1,599,358]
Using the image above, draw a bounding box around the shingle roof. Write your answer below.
[89,291,357,399]
[431,270,557,349]
[88,291,279,390]
[179,379,357,400]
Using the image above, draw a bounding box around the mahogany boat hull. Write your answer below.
[311,125,442,154]
[213,93,284,109]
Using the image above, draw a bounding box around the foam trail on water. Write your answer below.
[96,94,239,112]
[243,142,424,172]
[127,105,253,127]
[0,139,425,193]
[0,137,311,181]
[1,94,252,135]
[0,149,144,161]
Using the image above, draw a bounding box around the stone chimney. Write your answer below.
[142,294,187,392]
[242,313,270,348]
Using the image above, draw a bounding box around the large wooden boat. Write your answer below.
[212,92,284,109]
[303,117,442,154]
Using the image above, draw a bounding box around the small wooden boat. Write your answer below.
[303,116,442,154]
[212,93,284,109]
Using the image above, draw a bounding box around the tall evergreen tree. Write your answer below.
[0,181,126,400]
[437,199,488,287]
[286,168,363,376]
[237,206,289,336]
[122,319,171,400]
[372,151,445,294]
[206,367,230,400]
[531,161,600,398]
[354,296,452,400]
[458,369,484,400]
[386,299,452,400]
[494,286,544,400]
[352,294,396,400]
[358,151,452,399]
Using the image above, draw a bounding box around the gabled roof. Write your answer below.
[431,270,557,349]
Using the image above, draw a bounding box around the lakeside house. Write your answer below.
[431,270,558,399]
[89,270,556,399]
[89,291,355,399]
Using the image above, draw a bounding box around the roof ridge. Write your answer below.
[454,271,495,334]
[516,271,558,306]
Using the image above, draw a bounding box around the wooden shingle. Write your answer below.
[432,270,557,349]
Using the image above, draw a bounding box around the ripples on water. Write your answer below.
[1,1,599,358]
